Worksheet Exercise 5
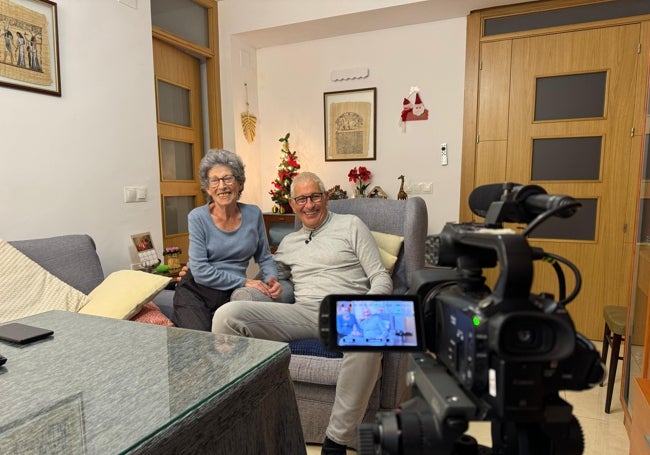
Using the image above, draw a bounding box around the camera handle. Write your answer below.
[358,353,585,455]
[358,353,483,455]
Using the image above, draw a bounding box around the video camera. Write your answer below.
[318,183,605,454]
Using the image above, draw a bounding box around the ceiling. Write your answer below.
[234,0,535,48]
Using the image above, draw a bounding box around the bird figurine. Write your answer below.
[397,175,408,200]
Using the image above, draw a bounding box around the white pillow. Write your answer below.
[371,231,404,273]
[0,239,89,323]
[79,270,170,320]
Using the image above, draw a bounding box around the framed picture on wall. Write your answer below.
[0,0,61,96]
[324,87,376,161]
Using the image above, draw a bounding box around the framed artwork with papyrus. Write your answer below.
[0,0,60,96]
[324,87,376,161]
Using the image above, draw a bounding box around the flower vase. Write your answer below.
[166,254,181,271]
[354,189,366,199]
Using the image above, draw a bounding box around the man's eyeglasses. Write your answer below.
[209,175,236,186]
[291,192,323,206]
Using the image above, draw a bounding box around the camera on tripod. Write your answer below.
[318,183,606,454]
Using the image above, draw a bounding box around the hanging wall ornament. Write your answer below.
[398,86,429,131]
[241,83,257,143]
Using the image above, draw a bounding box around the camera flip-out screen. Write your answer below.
[320,295,424,351]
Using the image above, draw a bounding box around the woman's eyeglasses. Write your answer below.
[209,175,236,186]
[291,192,323,206]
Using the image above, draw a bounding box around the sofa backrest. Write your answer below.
[295,197,428,293]
[10,235,105,295]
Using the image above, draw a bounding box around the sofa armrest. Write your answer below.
[10,234,105,295]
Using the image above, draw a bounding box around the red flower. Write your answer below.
[357,166,371,182]
[348,166,372,196]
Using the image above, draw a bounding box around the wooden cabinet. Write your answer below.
[623,24,650,444]
[262,213,295,253]
[629,378,650,455]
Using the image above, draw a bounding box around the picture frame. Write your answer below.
[324,87,376,161]
[131,232,160,269]
[0,0,61,96]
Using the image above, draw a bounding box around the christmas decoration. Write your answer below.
[269,133,301,213]
[348,166,372,198]
[399,87,429,131]
[327,185,348,200]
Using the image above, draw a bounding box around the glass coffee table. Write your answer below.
[0,311,305,454]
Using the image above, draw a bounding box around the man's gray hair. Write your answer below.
[291,172,326,196]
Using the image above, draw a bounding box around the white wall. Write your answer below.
[0,0,160,275]
[220,4,466,234]
[255,20,465,235]
[1,0,472,278]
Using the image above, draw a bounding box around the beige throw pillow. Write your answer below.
[371,231,404,273]
[79,270,170,320]
[0,239,89,323]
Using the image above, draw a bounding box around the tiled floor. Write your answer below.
[306,341,630,455]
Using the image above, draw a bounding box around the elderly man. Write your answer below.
[212,171,392,454]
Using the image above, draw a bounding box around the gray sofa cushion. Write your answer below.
[9,235,105,295]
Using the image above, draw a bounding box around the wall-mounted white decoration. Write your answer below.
[330,67,369,81]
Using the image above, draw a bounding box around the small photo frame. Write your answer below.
[131,232,159,268]
[324,87,376,161]
[0,0,61,96]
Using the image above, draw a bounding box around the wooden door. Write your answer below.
[501,25,640,339]
[153,38,204,265]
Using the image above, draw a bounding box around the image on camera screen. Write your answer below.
[336,299,419,347]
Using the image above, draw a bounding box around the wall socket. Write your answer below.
[118,0,137,8]
[405,181,433,194]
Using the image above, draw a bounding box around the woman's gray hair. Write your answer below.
[199,149,246,199]
[290,172,326,196]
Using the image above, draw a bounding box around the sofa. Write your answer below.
[278,197,428,446]
[5,235,176,325]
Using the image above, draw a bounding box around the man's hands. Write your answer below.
[245,276,282,299]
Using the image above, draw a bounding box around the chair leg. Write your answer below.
[600,324,610,387]
[604,333,622,414]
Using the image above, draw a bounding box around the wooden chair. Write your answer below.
[600,305,627,413]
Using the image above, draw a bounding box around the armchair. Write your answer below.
[288,197,428,445]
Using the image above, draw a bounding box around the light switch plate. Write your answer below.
[118,0,137,8]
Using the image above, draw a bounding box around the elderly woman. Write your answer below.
[173,149,281,331]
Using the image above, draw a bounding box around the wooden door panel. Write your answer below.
[475,141,508,189]
[153,38,204,265]
[478,40,512,141]
[506,25,640,338]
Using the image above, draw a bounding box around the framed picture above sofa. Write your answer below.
[0,0,61,96]
[324,87,376,161]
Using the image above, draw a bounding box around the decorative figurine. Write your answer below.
[397,175,408,200]
[368,186,388,199]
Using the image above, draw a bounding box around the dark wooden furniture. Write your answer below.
[263,213,295,253]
